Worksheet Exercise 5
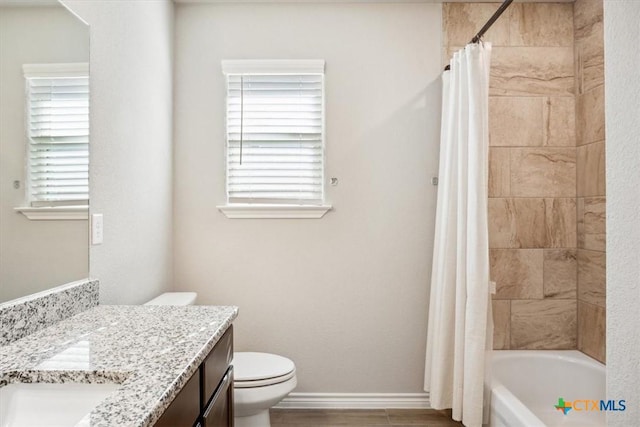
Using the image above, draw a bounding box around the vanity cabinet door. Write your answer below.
[203,367,234,427]
[154,368,200,427]
[202,325,233,409]
[155,325,234,427]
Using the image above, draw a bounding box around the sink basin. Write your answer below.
[0,382,121,427]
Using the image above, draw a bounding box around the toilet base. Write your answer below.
[234,410,271,427]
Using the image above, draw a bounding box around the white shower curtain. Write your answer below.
[424,43,493,427]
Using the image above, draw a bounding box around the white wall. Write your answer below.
[604,0,640,423]
[0,6,89,302]
[62,0,174,304]
[174,2,441,393]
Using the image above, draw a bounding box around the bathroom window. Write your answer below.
[23,63,89,208]
[219,60,331,219]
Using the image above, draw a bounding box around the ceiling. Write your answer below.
[0,0,58,6]
[0,0,574,6]
[173,0,574,3]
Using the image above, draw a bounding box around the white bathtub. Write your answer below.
[486,350,605,427]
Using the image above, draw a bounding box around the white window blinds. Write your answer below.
[223,60,325,205]
[23,63,89,205]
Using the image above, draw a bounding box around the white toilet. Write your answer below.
[232,351,297,427]
[144,292,198,306]
[145,292,297,427]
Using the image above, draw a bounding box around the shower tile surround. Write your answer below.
[443,1,605,361]
[574,0,606,364]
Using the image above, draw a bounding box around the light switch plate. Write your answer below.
[91,214,103,245]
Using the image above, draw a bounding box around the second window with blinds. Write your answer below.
[219,60,331,219]
[15,63,90,220]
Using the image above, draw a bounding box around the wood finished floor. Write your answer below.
[270,409,464,427]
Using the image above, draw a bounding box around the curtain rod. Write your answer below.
[443,0,514,71]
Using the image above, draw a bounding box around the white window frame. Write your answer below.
[217,59,331,219]
[16,63,89,220]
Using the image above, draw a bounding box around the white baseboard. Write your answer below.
[274,392,431,409]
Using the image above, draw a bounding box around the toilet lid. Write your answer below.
[233,352,296,387]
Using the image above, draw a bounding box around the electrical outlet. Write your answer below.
[91,214,103,245]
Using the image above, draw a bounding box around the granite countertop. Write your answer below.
[0,304,238,427]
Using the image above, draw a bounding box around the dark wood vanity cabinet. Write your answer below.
[155,326,234,427]
[202,366,233,427]
[201,325,234,427]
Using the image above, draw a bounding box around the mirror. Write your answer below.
[0,1,89,303]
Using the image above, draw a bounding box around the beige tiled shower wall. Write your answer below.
[574,0,606,363]
[443,3,579,351]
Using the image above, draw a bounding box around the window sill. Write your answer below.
[15,205,89,221]
[217,204,332,219]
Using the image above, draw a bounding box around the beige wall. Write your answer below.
[444,3,579,350]
[574,0,606,364]
[0,6,89,302]
[62,0,174,304]
[173,2,442,393]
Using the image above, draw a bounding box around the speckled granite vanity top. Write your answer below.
[0,305,238,427]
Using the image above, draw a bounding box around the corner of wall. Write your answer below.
[62,0,175,304]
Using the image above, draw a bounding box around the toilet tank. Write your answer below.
[144,292,197,306]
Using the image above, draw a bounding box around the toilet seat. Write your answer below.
[234,369,296,388]
[233,352,296,389]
